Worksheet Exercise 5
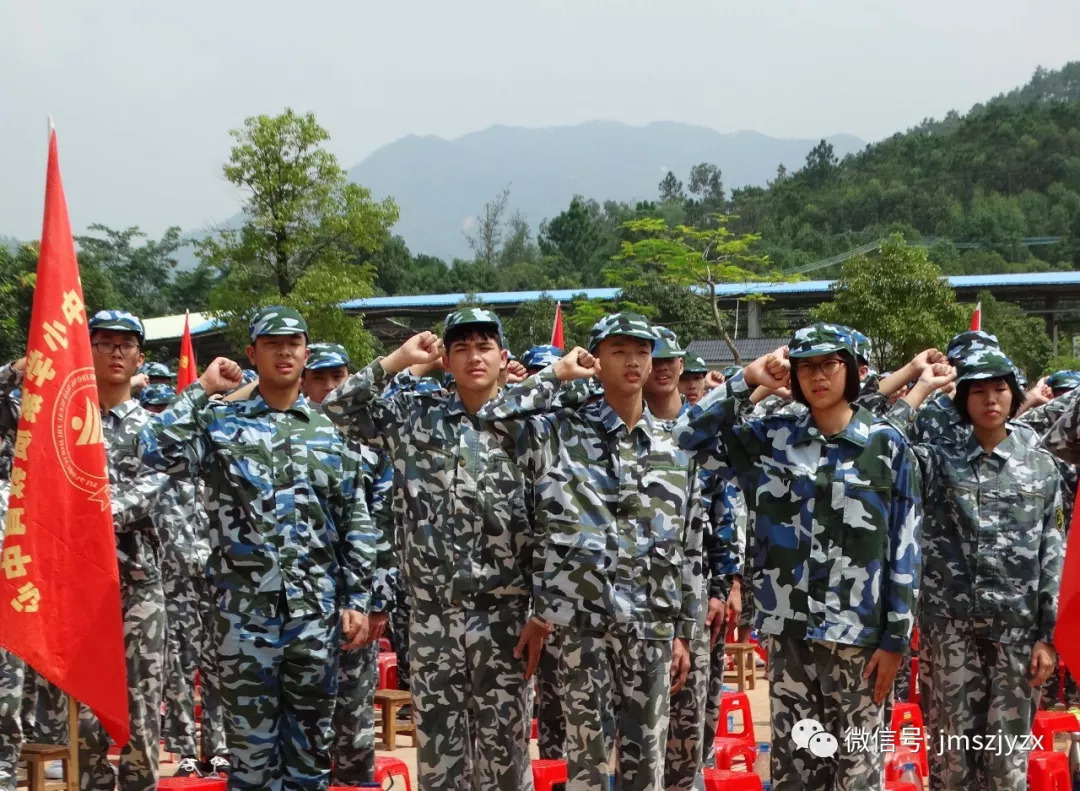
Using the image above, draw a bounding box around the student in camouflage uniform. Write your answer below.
[0,361,24,791]
[139,306,379,791]
[477,313,702,791]
[53,311,170,791]
[679,356,709,406]
[674,324,922,791]
[140,384,230,777]
[522,345,564,376]
[302,342,396,786]
[645,328,741,791]
[892,350,1063,790]
[323,308,536,791]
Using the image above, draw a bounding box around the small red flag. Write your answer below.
[970,301,982,331]
[176,311,196,391]
[1055,487,1080,678]
[551,301,565,350]
[0,126,130,743]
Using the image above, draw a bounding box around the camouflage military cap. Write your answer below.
[248,306,309,342]
[444,307,504,345]
[140,362,173,379]
[946,330,999,364]
[956,348,1017,383]
[787,323,855,359]
[682,356,708,374]
[587,312,655,352]
[721,365,743,380]
[138,383,175,406]
[241,369,258,385]
[521,344,564,370]
[89,310,145,343]
[1047,370,1080,392]
[652,326,686,360]
[850,330,873,364]
[305,342,351,371]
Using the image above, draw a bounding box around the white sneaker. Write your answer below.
[174,757,203,778]
[43,761,64,780]
[208,756,231,776]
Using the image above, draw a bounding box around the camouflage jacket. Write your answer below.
[153,476,211,579]
[1045,386,1080,465]
[477,368,702,641]
[0,364,22,481]
[322,359,533,611]
[105,400,170,586]
[357,441,396,613]
[674,373,922,653]
[889,400,1064,646]
[138,384,377,617]
[1020,387,1080,521]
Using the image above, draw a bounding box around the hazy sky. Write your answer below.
[2,0,1078,240]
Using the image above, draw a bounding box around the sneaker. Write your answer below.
[43,761,64,780]
[396,704,412,721]
[208,756,231,776]
[174,757,202,778]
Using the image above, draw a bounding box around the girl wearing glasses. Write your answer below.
[674,323,921,791]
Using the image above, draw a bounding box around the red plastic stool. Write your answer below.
[702,768,763,791]
[377,653,399,690]
[884,783,919,791]
[379,637,392,653]
[1033,709,1080,752]
[532,758,568,791]
[531,718,538,740]
[889,702,929,778]
[158,779,227,790]
[884,747,924,783]
[375,755,412,791]
[1028,749,1071,791]
[712,738,757,771]
[908,656,920,704]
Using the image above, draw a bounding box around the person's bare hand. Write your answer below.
[554,348,598,382]
[506,360,528,384]
[670,638,691,694]
[366,613,389,646]
[919,361,956,391]
[706,597,727,648]
[864,648,904,705]
[704,371,725,390]
[514,619,552,679]
[746,347,790,391]
[1029,640,1056,687]
[385,332,442,374]
[130,373,150,392]
[199,358,244,396]
[10,357,26,374]
[341,610,370,650]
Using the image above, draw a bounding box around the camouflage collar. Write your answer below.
[103,398,142,422]
[592,398,657,440]
[444,391,468,418]
[790,405,872,447]
[963,423,1024,463]
[236,389,314,422]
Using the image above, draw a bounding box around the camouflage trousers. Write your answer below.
[536,633,565,760]
[700,632,728,769]
[0,648,24,791]
[665,631,715,791]
[767,635,884,791]
[560,626,673,791]
[920,622,1035,791]
[79,579,166,791]
[331,642,379,785]
[22,668,68,743]
[160,570,227,759]
[1041,661,1080,709]
[409,598,532,791]
[214,606,339,791]
[389,581,411,690]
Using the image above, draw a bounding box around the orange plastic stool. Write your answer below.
[532,758,568,791]
[1028,749,1071,791]
[702,768,763,791]
[377,653,399,690]
[1032,709,1080,752]
[889,702,929,778]
[374,755,412,791]
[158,779,227,789]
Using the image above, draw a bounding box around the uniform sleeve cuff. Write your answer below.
[878,633,908,653]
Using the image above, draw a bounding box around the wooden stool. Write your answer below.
[373,689,415,751]
[724,643,757,691]
[19,743,71,791]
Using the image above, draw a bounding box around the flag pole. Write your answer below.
[66,693,78,791]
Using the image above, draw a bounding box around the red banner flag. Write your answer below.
[1056,487,1080,678]
[0,127,129,743]
[551,301,565,350]
[970,301,982,331]
[176,311,196,391]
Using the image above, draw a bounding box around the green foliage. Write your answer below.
[1042,355,1080,377]
[963,290,1053,381]
[812,235,964,371]
[198,109,398,362]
